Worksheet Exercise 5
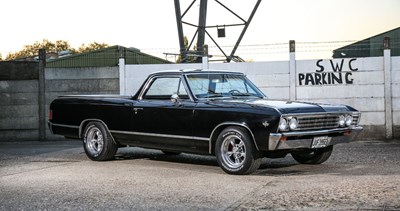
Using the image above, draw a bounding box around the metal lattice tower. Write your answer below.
[174,0,262,63]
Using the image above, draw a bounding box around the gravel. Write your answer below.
[0,139,399,210]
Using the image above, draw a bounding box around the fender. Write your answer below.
[209,122,259,154]
[79,119,117,144]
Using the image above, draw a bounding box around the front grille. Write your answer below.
[297,115,339,130]
[352,115,360,126]
[284,113,360,131]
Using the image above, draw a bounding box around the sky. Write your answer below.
[0,0,399,61]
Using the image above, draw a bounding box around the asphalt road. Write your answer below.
[1,140,400,210]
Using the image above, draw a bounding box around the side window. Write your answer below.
[143,77,188,100]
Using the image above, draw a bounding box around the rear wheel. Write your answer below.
[215,127,261,175]
[83,122,117,161]
[291,145,333,164]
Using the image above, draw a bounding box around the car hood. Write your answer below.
[212,98,352,114]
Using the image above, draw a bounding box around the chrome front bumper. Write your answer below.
[268,126,363,151]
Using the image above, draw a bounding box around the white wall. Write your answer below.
[392,57,400,126]
[295,57,385,126]
[123,61,289,99]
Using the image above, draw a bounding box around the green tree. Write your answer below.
[5,39,109,60]
[176,36,197,63]
[5,39,74,60]
[76,42,109,53]
[0,53,2,61]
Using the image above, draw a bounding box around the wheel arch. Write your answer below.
[209,122,259,154]
[79,119,117,144]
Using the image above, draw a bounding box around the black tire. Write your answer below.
[83,121,117,161]
[291,145,333,164]
[161,150,181,155]
[215,127,261,175]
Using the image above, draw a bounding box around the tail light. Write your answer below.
[49,110,53,120]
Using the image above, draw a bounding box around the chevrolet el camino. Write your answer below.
[48,70,363,175]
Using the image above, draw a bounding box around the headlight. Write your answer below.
[289,118,298,130]
[279,118,288,131]
[345,115,353,126]
[338,115,345,127]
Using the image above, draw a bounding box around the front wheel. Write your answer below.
[83,121,117,161]
[215,127,261,175]
[291,145,333,164]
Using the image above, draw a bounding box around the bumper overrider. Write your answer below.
[268,126,363,151]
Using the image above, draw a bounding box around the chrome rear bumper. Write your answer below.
[268,126,363,151]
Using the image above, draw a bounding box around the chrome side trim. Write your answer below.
[109,130,209,142]
[49,122,80,129]
[209,122,259,154]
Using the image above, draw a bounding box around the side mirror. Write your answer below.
[170,94,180,104]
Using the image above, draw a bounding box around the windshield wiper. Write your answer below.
[205,93,224,98]
[231,93,263,98]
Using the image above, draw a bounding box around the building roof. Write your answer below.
[46,45,172,68]
[332,27,400,58]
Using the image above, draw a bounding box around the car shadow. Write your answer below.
[114,151,324,176]
[113,147,305,173]
[112,147,400,176]
[114,148,219,167]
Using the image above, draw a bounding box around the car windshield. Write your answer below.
[186,73,265,99]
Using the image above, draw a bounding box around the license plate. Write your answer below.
[311,136,332,148]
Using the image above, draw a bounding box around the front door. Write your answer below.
[129,76,201,153]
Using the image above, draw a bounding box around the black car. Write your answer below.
[48,70,363,175]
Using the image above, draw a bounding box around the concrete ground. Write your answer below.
[0,139,400,210]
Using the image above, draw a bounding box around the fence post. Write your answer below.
[118,46,126,95]
[202,45,209,70]
[38,49,46,141]
[289,40,296,101]
[383,37,393,139]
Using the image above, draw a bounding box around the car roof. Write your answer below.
[150,69,244,76]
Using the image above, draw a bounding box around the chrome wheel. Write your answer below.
[216,127,261,175]
[85,126,104,156]
[220,134,246,169]
[83,122,117,161]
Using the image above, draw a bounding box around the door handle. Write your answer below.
[133,108,143,114]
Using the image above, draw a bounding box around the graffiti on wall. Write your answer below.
[298,58,358,86]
